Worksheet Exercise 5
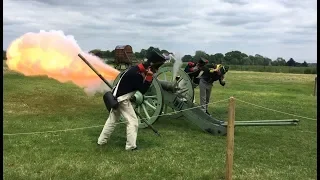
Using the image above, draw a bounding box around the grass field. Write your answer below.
[3,64,317,180]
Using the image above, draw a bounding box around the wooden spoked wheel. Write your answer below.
[155,66,194,116]
[113,71,164,128]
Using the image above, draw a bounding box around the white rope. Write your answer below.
[3,98,230,136]
[5,96,316,136]
[235,98,317,121]
[3,125,108,136]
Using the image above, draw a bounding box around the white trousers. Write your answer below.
[97,99,139,150]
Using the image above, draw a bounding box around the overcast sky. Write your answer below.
[3,0,317,63]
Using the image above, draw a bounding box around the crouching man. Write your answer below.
[97,50,167,151]
[183,58,208,102]
[199,64,229,116]
[185,58,209,86]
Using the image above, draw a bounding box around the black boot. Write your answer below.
[131,147,138,151]
[206,111,211,116]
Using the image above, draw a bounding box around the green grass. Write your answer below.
[3,68,317,180]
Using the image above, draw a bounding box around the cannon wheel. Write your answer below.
[155,66,195,117]
[113,71,164,128]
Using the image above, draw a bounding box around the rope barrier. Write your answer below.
[235,98,317,121]
[4,97,317,136]
[3,98,230,136]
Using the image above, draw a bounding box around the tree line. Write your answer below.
[87,46,310,67]
[3,47,312,67]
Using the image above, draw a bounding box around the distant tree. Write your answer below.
[89,49,103,58]
[301,61,308,67]
[134,52,141,58]
[262,57,272,66]
[230,58,239,64]
[85,46,301,67]
[286,58,296,66]
[248,55,256,65]
[145,46,161,58]
[224,51,248,65]
[253,54,265,65]
[193,50,209,61]
[111,50,115,57]
[211,53,224,64]
[104,50,112,58]
[242,57,252,65]
[271,57,286,66]
[181,55,193,62]
[140,49,147,58]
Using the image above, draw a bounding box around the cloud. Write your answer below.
[3,0,317,63]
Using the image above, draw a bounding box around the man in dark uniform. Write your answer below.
[183,58,208,102]
[185,58,208,85]
[198,63,229,115]
[97,49,167,151]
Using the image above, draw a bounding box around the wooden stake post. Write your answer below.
[225,97,235,180]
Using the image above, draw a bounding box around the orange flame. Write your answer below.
[6,30,120,95]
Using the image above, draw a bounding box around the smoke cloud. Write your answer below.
[6,30,120,95]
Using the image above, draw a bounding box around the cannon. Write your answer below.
[113,66,300,136]
[77,53,300,136]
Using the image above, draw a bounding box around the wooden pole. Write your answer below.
[225,97,235,180]
[314,77,317,96]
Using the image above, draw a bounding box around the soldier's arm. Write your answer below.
[209,64,220,73]
[133,70,153,94]
[185,62,196,72]
[136,74,152,94]
[219,75,226,86]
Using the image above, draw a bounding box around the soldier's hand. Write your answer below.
[130,96,136,102]
[192,66,199,71]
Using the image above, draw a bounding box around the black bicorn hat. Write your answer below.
[146,49,167,64]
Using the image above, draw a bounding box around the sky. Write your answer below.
[3,0,317,63]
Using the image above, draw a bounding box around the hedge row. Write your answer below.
[161,63,317,74]
[106,61,317,74]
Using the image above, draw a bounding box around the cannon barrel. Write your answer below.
[158,80,180,92]
[221,119,299,127]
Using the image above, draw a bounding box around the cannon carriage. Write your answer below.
[78,53,299,136]
[113,67,300,135]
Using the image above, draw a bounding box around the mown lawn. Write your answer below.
[3,68,317,180]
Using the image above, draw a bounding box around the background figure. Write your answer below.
[198,63,229,116]
[184,58,208,103]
